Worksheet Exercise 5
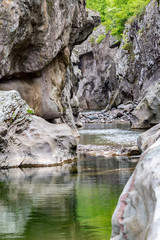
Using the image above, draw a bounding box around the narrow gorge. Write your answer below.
[0,0,100,167]
[0,0,160,239]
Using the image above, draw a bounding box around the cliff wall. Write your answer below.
[0,0,100,167]
[75,0,160,128]
[74,25,118,110]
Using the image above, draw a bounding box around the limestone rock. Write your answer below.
[0,90,77,168]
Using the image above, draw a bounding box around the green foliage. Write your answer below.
[27,108,34,115]
[89,36,96,46]
[86,0,150,40]
[10,112,16,123]
[96,34,106,44]
[122,41,132,51]
[121,33,133,52]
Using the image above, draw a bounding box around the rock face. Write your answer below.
[0,91,77,168]
[114,0,160,127]
[0,0,100,167]
[0,0,99,120]
[115,0,160,102]
[75,0,160,129]
[111,123,160,240]
[75,25,118,110]
[131,78,160,128]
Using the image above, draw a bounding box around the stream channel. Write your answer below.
[0,123,143,240]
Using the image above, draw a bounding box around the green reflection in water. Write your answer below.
[0,164,134,240]
[0,124,139,240]
[77,184,120,240]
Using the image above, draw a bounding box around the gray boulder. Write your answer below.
[0,91,77,168]
[131,79,160,128]
[137,123,160,152]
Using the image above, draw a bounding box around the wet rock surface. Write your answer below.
[78,144,140,158]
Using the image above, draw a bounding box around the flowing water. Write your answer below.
[0,123,142,240]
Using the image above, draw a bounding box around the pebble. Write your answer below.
[80,108,133,124]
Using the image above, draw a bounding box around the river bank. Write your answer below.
[79,107,134,124]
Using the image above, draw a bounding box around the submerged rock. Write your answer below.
[111,124,160,240]
[0,90,77,168]
[78,144,140,157]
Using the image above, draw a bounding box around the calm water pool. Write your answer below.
[0,124,141,240]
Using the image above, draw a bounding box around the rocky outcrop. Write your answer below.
[75,0,160,129]
[115,0,160,102]
[0,0,100,168]
[131,78,160,128]
[0,90,77,168]
[0,0,99,120]
[114,0,160,127]
[74,25,118,110]
[111,123,160,240]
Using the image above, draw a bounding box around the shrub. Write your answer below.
[96,34,105,44]
[89,36,96,46]
[86,0,150,40]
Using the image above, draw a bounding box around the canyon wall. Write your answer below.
[0,0,100,167]
[115,0,160,128]
[76,0,160,128]
[74,25,118,110]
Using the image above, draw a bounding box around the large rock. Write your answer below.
[137,123,160,152]
[0,0,100,120]
[0,0,96,77]
[0,90,77,168]
[131,77,160,128]
[111,124,160,240]
[73,0,160,116]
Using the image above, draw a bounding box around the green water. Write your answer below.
[0,123,141,240]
